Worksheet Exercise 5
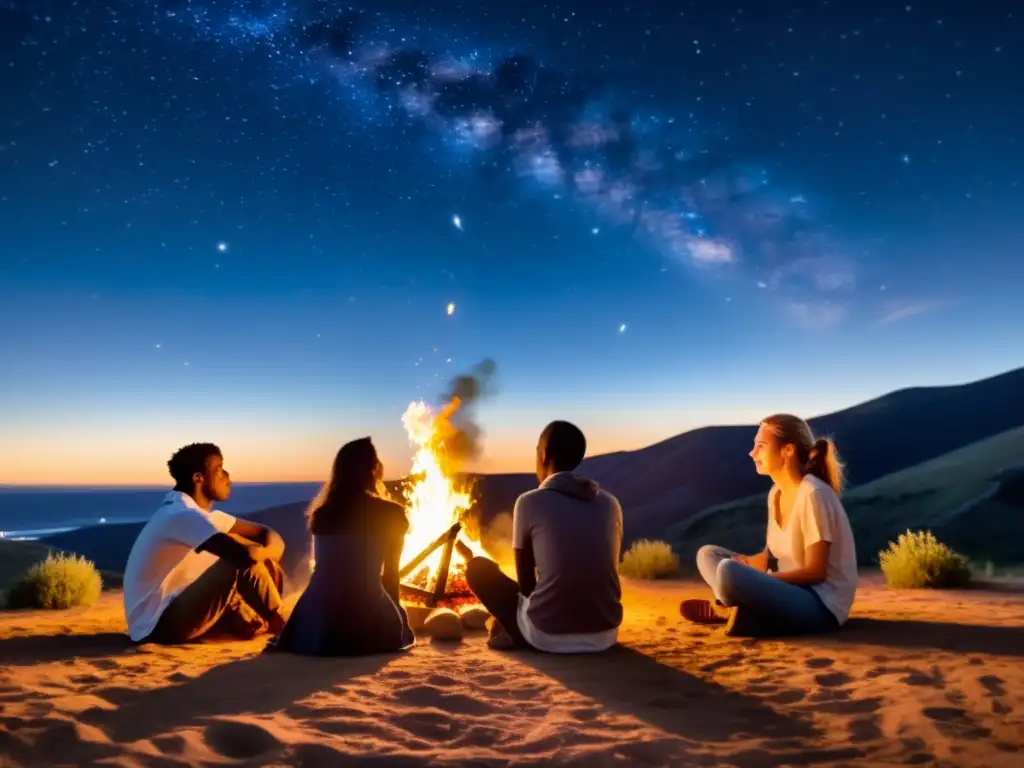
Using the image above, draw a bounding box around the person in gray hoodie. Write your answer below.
[465,420,623,652]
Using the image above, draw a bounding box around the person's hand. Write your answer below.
[455,540,475,562]
[264,530,286,562]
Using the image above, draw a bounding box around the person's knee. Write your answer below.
[716,559,747,605]
[465,556,495,590]
[696,544,719,569]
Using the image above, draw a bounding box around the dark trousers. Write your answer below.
[465,556,534,650]
[148,559,284,644]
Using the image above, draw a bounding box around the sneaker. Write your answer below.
[680,598,729,625]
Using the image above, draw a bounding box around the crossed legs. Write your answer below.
[684,545,838,636]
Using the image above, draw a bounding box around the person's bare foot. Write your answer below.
[680,598,729,625]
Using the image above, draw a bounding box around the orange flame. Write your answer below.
[399,398,484,577]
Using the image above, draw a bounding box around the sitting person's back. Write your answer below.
[514,471,623,639]
[465,420,623,653]
[271,438,414,656]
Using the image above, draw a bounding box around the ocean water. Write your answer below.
[0,483,321,539]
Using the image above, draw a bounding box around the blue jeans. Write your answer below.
[696,545,838,634]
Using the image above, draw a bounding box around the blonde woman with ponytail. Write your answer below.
[680,414,858,637]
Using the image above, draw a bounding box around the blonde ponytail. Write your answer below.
[806,436,845,495]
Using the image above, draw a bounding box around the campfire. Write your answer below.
[397,397,486,611]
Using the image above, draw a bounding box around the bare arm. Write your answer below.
[515,543,537,598]
[227,519,286,562]
[196,531,263,568]
[772,541,829,586]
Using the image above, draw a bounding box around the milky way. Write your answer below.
[157,0,838,305]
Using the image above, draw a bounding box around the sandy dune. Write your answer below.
[1,576,1022,767]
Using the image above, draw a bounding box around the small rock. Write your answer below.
[424,607,463,642]
[458,604,490,631]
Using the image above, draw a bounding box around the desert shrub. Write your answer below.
[620,539,680,580]
[5,553,103,610]
[878,530,972,589]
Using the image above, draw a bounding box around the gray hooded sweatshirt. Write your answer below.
[512,472,623,635]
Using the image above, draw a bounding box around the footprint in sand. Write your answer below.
[766,689,807,705]
[395,685,495,716]
[203,720,280,760]
[69,674,104,685]
[814,671,853,687]
[978,674,1005,697]
[88,659,121,672]
[806,657,835,669]
[847,715,883,743]
[474,673,505,686]
[900,669,944,688]
[923,707,991,740]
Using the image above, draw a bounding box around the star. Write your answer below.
[446,302,455,315]
[618,323,627,333]
[452,214,463,231]
[217,241,228,252]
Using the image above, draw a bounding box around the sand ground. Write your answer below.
[1,575,1022,767]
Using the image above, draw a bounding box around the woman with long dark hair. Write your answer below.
[270,437,415,655]
[680,414,858,637]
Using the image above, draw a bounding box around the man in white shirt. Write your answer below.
[123,442,288,644]
[465,420,623,652]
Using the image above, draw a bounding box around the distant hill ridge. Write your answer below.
[40,366,1024,580]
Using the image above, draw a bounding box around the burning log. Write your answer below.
[398,520,478,608]
[399,522,462,579]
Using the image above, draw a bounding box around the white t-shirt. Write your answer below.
[766,474,859,625]
[123,491,237,641]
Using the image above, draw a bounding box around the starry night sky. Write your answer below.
[1,0,1022,485]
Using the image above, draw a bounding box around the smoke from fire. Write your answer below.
[430,357,515,564]
[434,358,498,470]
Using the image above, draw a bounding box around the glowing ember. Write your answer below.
[399,397,485,595]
